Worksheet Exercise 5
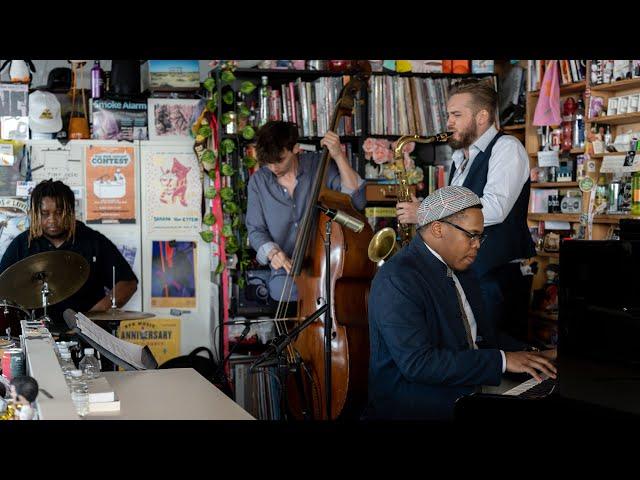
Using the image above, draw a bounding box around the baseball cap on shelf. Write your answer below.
[416,186,482,227]
[29,90,62,133]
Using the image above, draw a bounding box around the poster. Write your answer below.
[145,152,201,233]
[151,240,196,308]
[0,197,29,259]
[147,98,199,141]
[30,147,82,187]
[117,318,180,366]
[85,145,136,224]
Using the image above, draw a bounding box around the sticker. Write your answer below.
[579,176,595,192]
[15,181,35,197]
[586,160,597,173]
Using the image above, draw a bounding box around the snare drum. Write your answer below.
[0,300,30,338]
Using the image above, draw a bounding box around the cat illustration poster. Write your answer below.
[85,145,136,224]
[146,151,201,233]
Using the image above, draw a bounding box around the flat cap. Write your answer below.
[416,186,482,227]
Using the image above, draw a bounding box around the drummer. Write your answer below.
[0,179,138,332]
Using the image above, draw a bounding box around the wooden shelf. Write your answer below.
[587,112,640,125]
[529,148,584,157]
[590,78,640,93]
[502,124,525,131]
[530,182,579,188]
[535,250,560,258]
[589,152,626,159]
[528,213,636,224]
[528,213,579,222]
[232,68,496,80]
[529,81,586,97]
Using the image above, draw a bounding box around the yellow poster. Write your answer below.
[117,318,180,366]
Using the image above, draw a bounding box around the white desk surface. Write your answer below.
[87,368,255,420]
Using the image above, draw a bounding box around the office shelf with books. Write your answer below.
[525,59,640,345]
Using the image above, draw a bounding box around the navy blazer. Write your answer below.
[366,235,503,421]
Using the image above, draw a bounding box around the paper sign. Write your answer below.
[0,144,14,166]
[600,153,640,173]
[537,150,560,168]
[118,318,181,366]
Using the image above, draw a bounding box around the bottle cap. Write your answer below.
[70,370,82,377]
[84,348,94,355]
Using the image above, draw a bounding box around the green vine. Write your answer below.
[194,60,257,292]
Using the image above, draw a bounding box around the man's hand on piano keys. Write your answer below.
[504,351,558,383]
[538,348,557,362]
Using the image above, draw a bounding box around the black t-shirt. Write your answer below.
[0,220,137,326]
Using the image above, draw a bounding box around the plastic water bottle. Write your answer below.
[79,348,101,379]
[59,350,75,384]
[69,370,89,417]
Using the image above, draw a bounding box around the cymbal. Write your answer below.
[83,309,156,322]
[0,251,89,309]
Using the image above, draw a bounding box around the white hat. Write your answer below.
[28,91,62,133]
[417,186,482,227]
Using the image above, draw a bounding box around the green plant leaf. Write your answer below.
[222,91,234,105]
[236,179,245,191]
[212,92,218,104]
[201,149,216,164]
[220,139,235,155]
[223,201,239,214]
[198,124,212,138]
[222,224,233,237]
[203,78,215,92]
[203,212,216,226]
[241,125,255,140]
[207,169,217,181]
[238,103,250,117]
[221,164,235,176]
[215,261,225,275]
[237,276,246,289]
[231,216,241,228]
[221,112,233,125]
[206,99,217,112]
[204,186,217,198]
[200,230,214,243]
[220,187,234,201]
[221,70,236,83]
[239,81,256,95]
[243,155,257,169]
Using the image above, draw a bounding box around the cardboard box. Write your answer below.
[141,60,200,92]
[90,97,148,141]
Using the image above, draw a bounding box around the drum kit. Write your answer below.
[0,251,155,340]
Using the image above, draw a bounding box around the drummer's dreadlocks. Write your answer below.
[28,179,76,246]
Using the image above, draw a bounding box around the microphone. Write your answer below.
[317,205,365,233]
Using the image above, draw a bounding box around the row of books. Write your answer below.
[527,60,587,91]
[231,358,281,420]
[367,76,494,136]
[591,60,640,85]
[266,76,363,138]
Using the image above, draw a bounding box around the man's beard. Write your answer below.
[448,120,478,150]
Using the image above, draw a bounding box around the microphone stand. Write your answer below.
[250,203,338,420]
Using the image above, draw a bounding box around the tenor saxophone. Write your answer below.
[368,132,452,265]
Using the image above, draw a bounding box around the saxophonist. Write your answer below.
[397,79,535,346]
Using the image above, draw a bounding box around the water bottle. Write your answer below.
[79,348,101,379]
[258,76,269,127]
[69,370,89,417]
[91,60,104,98]
[59,351,75,385]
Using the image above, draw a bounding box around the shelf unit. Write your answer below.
[525,59,640,346]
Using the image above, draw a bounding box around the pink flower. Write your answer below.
[372,145,391,164]
[403,154,415,171]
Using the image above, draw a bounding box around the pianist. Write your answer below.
[365,186,556,421]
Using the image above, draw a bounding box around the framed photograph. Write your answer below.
[151,240,197,308]
[147,98,201,141]
[607,97,618,116]
[617,95,629,115]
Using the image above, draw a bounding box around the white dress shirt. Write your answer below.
[449,125,530,228]
[424,241,506,373]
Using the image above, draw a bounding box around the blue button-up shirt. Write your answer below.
[246,151,366,301]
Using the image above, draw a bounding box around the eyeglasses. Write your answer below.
[439,219,487,245]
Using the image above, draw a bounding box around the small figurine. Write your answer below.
[9,375,39,420]
[0,60,36,84]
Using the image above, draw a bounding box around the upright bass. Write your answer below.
[274,63,374,420]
